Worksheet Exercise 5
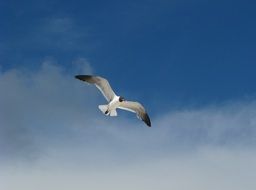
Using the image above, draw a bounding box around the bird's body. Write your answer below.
[108,95,121,113]
[75,75,151,127]
[99,95,121,116]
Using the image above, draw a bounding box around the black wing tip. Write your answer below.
[75,75,93,81]
[143,113,151,127]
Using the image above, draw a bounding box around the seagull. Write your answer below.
[75,75,151,127]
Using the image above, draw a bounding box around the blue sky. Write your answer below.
[1,0,256,190]
[1,0,256,108]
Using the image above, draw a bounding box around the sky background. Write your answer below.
[1,0,256,189]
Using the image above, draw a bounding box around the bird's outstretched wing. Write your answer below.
[75,75,116,102]
[118,101,151,127]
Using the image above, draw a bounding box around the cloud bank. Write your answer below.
[0,61,256,190]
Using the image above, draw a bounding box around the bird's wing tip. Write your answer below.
[75,75,93,81]
[144,113,151,127]
[75,75,80,79]
[75,75,84,80]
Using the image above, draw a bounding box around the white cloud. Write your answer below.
[0,59,96,162]
[0,62,256,190]
[1,147,255,190]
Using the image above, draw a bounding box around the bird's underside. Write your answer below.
[75,75,151,127]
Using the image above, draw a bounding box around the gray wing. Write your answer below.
[118,101,151,127]
[75,75,116,102]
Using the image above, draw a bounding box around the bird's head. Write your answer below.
[119,96,125,102]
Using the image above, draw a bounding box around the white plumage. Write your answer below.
[75,75,151,127]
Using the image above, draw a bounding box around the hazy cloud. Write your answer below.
[0,62,256,189]
[35,18,91,50]
[1,147,255,190]
[0,59,95,162]
[3,17,92,55]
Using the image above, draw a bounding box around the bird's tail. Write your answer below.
[109,109,117,116]
[98,105,117,116]
[98,105,108,114]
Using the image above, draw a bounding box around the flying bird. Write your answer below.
[75,75,151,127]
